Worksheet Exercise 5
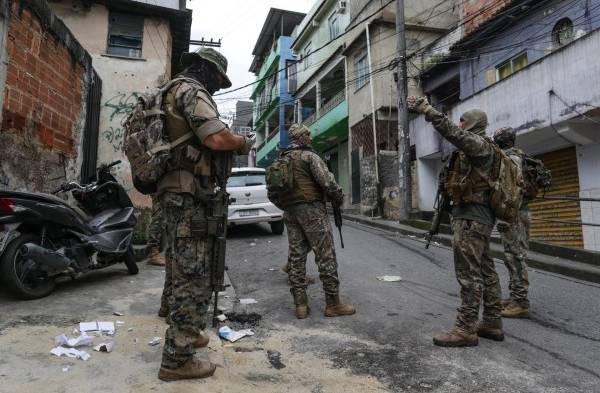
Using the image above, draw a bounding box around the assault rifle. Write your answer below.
[207,153,232,328]
[332,201,344,248]
[425,164,451,250]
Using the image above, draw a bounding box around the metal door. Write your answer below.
[351,149,360,204]
[81,69,102,183]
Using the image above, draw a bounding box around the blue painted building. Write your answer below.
[249,8,305,167]
[412,0,600,251]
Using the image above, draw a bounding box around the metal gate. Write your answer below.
[351,149,360,204]
[529,147,583,248]
[80,69,102,183]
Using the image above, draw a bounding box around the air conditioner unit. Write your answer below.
[337,1,347,13]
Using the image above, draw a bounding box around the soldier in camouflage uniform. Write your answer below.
[493,127,530,318]
[408,96,504,347]
[155,47,255,382]
[269,124,355,320]
[147,195,166,267]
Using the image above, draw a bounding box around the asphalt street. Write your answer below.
[1,218,599,392]
[225,218,600,393]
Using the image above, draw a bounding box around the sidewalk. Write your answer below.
[342,213,600,284]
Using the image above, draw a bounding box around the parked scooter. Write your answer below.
[0,160,138,299]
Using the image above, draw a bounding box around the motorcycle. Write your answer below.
[0,160,138,299]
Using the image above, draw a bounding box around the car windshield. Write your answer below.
[227,173,266,188]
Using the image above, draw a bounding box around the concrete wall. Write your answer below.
[50,0,173,206]
[1,0,91,192]
[277,35,295,149]
[460,0,598,98]
[577,143,600,251]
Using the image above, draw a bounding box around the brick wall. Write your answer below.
[0,0,91,192]
[463,0,514,35]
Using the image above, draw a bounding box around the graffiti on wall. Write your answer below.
[102,92,141,153]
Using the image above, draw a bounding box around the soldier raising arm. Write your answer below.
[408,96,504,348]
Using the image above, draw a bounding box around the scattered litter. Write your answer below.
[267,241,272,244]
[218,291,227,296]
[116,321,125,326]
[234,346,263,352]
[268,268,277,271]
[127,328,134,332]
[218,326,254,342]
[407,235,416,238]
[62,366,70,372]
[218,306,228,312]
[377,275,402,282]
[225,312,262,326]
[113,312,124,316]
[72,328,79,335]
[267,350,286,369]
[249,243,256,247]
[148,337,161,346]
[79,321,115,335]
[239,298,258,305]
[217,314,227,322]
[94,342,115,353]
[420,383,432,388]
[50,346,90,361]
[243,259,248,263]
[224,295,230,298]
[55,332,93,348]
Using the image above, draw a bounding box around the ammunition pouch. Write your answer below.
[445,152,490,206]
[190,216,208,238]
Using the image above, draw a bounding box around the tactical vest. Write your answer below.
[163,82,214,190]
[445,137,498,206]
[278,150,325,207]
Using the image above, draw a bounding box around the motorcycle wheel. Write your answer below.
[123,247,139,275]
[0,234,56,299]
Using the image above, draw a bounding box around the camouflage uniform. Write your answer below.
[157,66,230,369]
[148,195,163,251]
[424,107,502,335]
[495,141,530,308]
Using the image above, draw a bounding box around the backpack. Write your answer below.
[265,152,295,203]
[522,156,552,200]
[473,140,524,223]
[122,77,198,195]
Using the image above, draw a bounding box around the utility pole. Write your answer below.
[396,0,411,221]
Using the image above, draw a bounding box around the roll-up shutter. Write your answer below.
[529,147,583,248]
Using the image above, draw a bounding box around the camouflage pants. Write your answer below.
[159,192,213,369]
[498,209,530,307]
[148,195,163,250]
[284,202,340,300]
[452,219,502,334]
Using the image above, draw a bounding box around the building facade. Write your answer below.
[48,0,191,206]
[0,0,99,192]
[291,0,351,201]
[412,0,600,251]
[250,8,305,168]
[232,100,253,167]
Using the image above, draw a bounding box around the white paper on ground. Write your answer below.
[93,342,115,353]
[218,326,254,342]
[376,275,402,282]
[239,298,258,305]
[54,333,94,347]
[50,346,91,361]
[148,337,161,346]
[79,321,115,335]
[217,314,227,322]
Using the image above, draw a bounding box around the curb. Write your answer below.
[343,214,600,284]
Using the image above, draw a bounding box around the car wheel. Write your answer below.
[270,220,285,235]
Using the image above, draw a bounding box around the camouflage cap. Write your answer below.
[288,123,311,141]
[180,47,232,88]
[493,126,516,147]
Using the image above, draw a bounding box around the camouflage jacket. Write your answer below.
[504,146,529,210]
[157,79,228,196]
[425,108,496,225]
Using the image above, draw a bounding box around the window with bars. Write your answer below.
[304,42,312,70]
[354,48,369,90]
[329,11,340,39]
[496,52,528,81]
[107,12,144,58]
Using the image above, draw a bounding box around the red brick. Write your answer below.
[35,125,54,147]
[21,94,33,114]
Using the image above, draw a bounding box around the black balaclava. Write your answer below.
[178,60,220,95]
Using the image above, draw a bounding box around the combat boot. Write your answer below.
[147,248,166,266]
[433,328,478,347]
[158,358,216,382]
[194,331,209,348]
[324,294,356,317]
[293,291,309,319]
[476,320,505,341]
[502,302,530,318]
[158,305,169,318]
[501,298,512,307]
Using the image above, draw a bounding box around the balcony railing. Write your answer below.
[267,126,279,141]
[319,90,345,117]
[304,112,316,126]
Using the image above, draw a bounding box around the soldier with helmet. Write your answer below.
[156,47,255,382]
[493,126,531,319]
[268,124,355,320]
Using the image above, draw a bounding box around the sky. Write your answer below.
[186,0,314,122]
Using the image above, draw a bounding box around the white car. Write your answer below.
[227,167,285,234]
